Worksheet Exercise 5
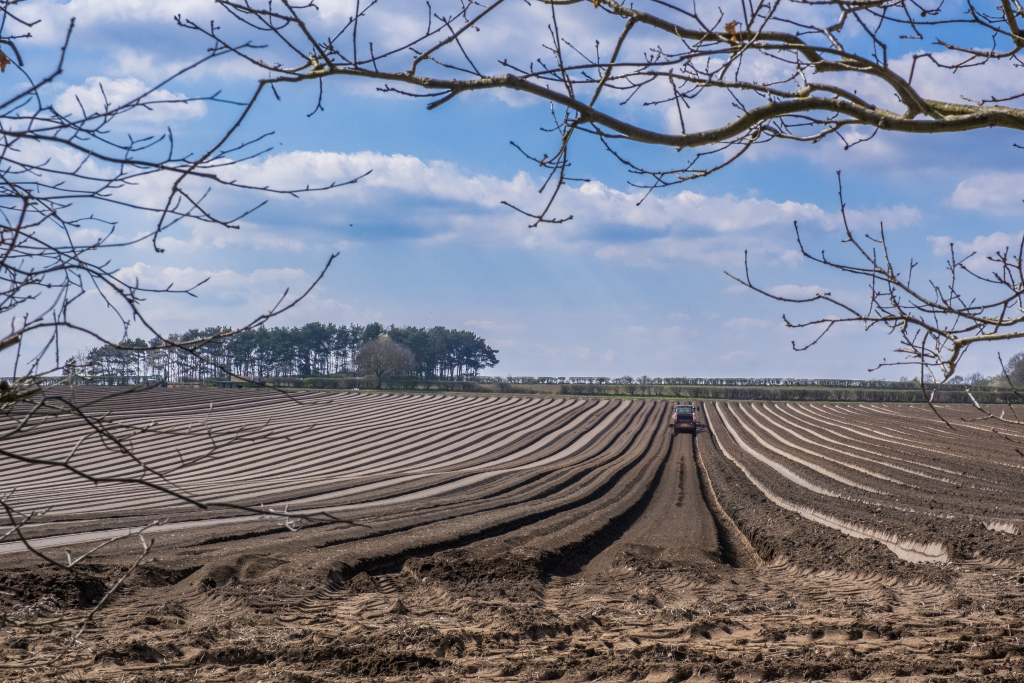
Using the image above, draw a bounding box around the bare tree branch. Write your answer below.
[182,0,1024,224]
[730,172,1024,435]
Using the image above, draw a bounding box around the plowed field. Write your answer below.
[3,390,1024,682]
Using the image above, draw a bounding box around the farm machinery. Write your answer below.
[670,403,699,434]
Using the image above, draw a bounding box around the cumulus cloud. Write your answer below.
[11,136,922,277]
[768,284,829,299]
[948,173,1024,215]
[226,150,919,237]
[839,205,921,232]
[887,51,1024,108]
[116,263,308,298]
[131,222,307,255]
[53,77,206,123]
[928,231,1024,271]
[112,262,360,330]
[216,149,922,268]
[108,46,264,85]
[226,151,529,208]
[24,0,216,43]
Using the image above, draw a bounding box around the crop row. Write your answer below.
[702,401,1024,565]
[1,389,631,517]
[1,389,686,575]
[8,389,1024,573]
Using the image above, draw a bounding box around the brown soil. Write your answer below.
[3,392,1024,681]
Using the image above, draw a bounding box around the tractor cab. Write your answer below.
[670,403,698,433]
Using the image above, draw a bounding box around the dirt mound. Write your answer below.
[94,638,178,665]
[122,564,200,588]
[182,554,290,592]
[405,547,544,584]
[0,565,107,610]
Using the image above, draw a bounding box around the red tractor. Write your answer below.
[670,403,698,434]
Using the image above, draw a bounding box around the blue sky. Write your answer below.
[13,0,1024,379]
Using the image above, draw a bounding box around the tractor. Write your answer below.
[670,403,698,434]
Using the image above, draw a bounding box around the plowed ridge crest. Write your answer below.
[708,404,948,564]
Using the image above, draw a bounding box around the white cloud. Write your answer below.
[948,173,1024,215]
[572,183,834,233]
[109,46,264,84]
[111,263,360,331]
[768,284,829,299]
[928,231,1024,271]
[226,151,915,242]
[888,51,1024,109]
[589,231,813,270]
[116,262,306,296]
[839,205,921,231]
[25,0,216,43]
[132,222,307,255]
[226,151,531,208]
[53,77,206,123]
[217,149,922,268]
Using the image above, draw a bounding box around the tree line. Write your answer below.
[480,374,997,390]
[558,383,1024,403]
[72,323,499,383]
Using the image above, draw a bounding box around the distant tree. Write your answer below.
[362,322,385,343]
[356,336,416,389]
[412,327,500,380]
[296,322,335,376]
[452,330,499,379]
[389,326,433,377]
[428,327,453,378]
[77,321,500,382]
[228,328,260,378]
[332,325,353,373]
[1002,353,1024,388]
[965,372,986,388]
